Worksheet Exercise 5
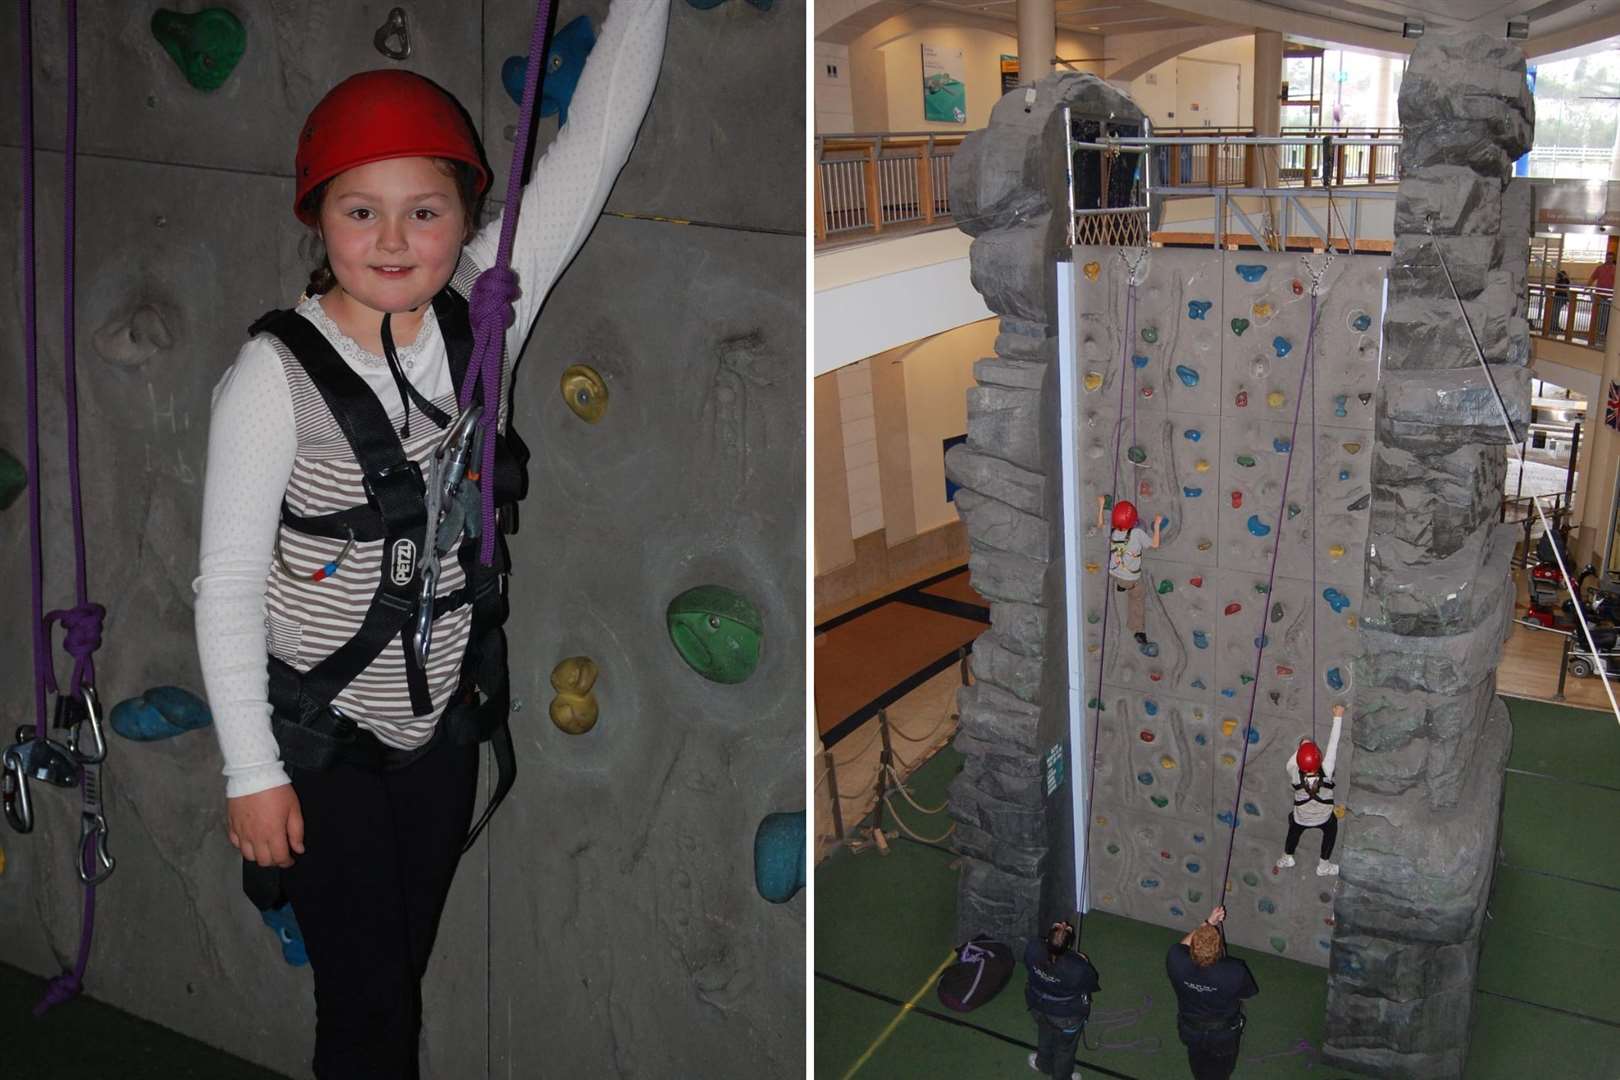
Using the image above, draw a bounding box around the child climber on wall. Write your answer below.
[1097,496,1164,653]
[192,1,668,1075]
[1275,704,1346,878]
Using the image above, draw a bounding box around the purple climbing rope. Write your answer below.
[1077,263,1139,943]
[458,0,556,566]
[21,0,106,1016]
[1217,287,1322,910]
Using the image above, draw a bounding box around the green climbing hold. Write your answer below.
[1242,871,1260,887]
[1287,503,1302,520]
[0,447,25,511]
[1230,318,1249,336]
[152,8,247,92]
[754,810,805,903]
[1088,697,1105,710]
[667,585,763,684]
[1156,580,1173,595]
[1188,890,1203,903]
[1235,454,1256,468]
[1239,673,1254,685]
[1253,583,1270,595]
[1141,327,1159,344]
[1150,795,1169,807]
[1270,936,1288,953]
[1127,445,1147,465]
[1107,843,1121,855]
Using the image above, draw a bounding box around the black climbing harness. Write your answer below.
[242,280,529,887]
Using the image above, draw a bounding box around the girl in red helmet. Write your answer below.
[1276,704,1346,877]
[193,1,669,1074]
[1095,495,1164,652]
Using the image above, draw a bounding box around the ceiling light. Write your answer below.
[1401,19,1423,38]
[1507,18,1529,39]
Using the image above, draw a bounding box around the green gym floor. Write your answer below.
[815,695,1620,1079]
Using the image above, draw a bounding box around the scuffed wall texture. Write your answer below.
[944,72,1145,946]
[1322,33,1531,1079]
[1075,248,1379,965]
[0,2,803,1077]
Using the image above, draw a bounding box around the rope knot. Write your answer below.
[47,602,105,662]
[468,265,521,335]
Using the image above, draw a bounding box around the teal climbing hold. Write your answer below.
[1323,587,1350,613]
[1235,265,1267,283]
[1141,327,1159,344]
[1247,514,1270,537]
[1272,336,1292,358]
[1287,503,1302,520]
[754,810,805,903]
[261,904,308,966]
[502,15,596,123]
[1188,300,1212,320]
[1334,394,1349,418]
[1339,468,1351,481]
[1326,667,1344,691]
[151,8,246,92]
[1127,445,1147,465]
[1253,583,1271,594]
[1156,579,1173,595]
[1243,801,1259,816]
[1350,311,1373,332]
[110,687,213,741]
[0,447,25,511]
[1175,365,1200,387]
[1192,630,1209,650]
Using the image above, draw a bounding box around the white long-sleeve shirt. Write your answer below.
[1286,713,1343,828]
[193,0,669,798]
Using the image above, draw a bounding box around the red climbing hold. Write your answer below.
[1140,730,1156,742]
[1139,481,1153,497]
[1276,665,1293,677]
[1160,850,1172,860]
[1235,390,1248,408]
[1224,602,1242,616]
[1189,576,1203,588]
[1230,491,1243,509]
[1148,670,1163,682]
[1142,386,1154,398]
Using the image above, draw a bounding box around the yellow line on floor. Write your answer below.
[839,951,957,1080]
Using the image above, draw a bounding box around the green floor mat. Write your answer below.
[1464,992,1620,1078]
[0,962,291,1079]
[1503,695,1620,790]
[1500,771,1620,889]
[1487,865,1620,947]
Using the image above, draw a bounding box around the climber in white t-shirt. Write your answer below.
[1095,496,1163,652]
[1275,704,1345,877]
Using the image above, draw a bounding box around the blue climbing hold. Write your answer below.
[754,810,806,903]
[1193,833,1205,844]
[1170,905,1185,917]
[1243,801,1259,816]
[1190,679,1206,690]
[1176,364,1200,387]
[1258,898,1277,915]
[1217,810,1237,827]
[1192,630,1209,650]
[1235,264,1267,283]
[1247,515,1271,538]
[1273,336,1292,358]
[1254,634,1269,649]
[1143,699,1159,716]
[1184,486,1203,498]
[1184,428,1202,442]
[1220,688,1235,698]
[1186,861,1200,874]
[1140,641,1160,658]
[110,686,213,741]
[1273,437,1291,454]
[1351,311,1373,332]
[1246,726,1260,744]
[502,16,597,123]
[1137,771,1155,785]
[1188,300,1212,320]
[1323,587,1350,613]
[1334,394,1348,418]
[1326,667,1344,691]
[1141,878,1161,889]
[261,904,308,966]
[1339,468,1351,482]
[1132,354,1150,369]
[1194,733,1208,746]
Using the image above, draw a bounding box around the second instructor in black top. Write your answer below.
[1165,906,1258,1080]
[1024,920,1101,1080]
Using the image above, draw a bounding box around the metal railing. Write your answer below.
[815,132,969,243]
[1527,281,1612,349]
[1153,127,1401,189]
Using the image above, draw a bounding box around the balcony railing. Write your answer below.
[815,132,968,243]
[1152,127,1401,189]
[1528,281,1612,349]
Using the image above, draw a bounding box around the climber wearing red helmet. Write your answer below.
[193,0,672,1073]
[1096,495,1165,652]
[1276,704,1347,877]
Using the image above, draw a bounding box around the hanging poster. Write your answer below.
[921,43,968,124]
[1000,54,1020,96]
[1607,380,1620,431]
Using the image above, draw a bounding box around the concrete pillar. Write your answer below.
[1251,31,1284,191]
[1017,0,1054,84]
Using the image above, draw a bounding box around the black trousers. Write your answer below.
[1187,1042,1241,1080]
[1284,812,1338,860]
[279,725,480,1080]
[1179,1017,1243,1080]
[1030,1010,1085,1080]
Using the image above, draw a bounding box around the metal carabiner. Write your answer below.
[63,684,108,765]
[77,812,115,886]
[13,724,81,788]
[373,7,412,61]
[2,744,34,834]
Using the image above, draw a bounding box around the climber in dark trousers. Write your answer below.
[1166,906,1258,1080]
[1024,920,1100,1080]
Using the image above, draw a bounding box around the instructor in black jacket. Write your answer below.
[1024,920,1100,1080]
[1165,906,1258,1080]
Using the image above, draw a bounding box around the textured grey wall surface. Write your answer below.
[1074,248,1380,965]
[0,2,803,1077]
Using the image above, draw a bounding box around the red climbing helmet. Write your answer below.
[1111,500,1139,531]
[1296,740,1322,774]
[293,70,491,224]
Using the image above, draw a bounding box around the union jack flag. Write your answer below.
[1609,380,1620,432]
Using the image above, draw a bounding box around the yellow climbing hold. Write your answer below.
[1087,643,1101,654]
[1267,390,1286,409]
[1084,371,1103,392]
[1197,539,1213,551]
[1083,261,1101,281]
[1329,544,1345,559]
[1343,441,1362,454]
[1221,753,1236,767]
[1195,459,1210,473]
[1334,804,1347,819]
[1346,614,1357,628]
[549,656,601,735]
[560,364,609,424]
[1221,718,1238,736]
[1160,755,1176,770]
[1095,815,1109,827]
[1252,302,1273,319]
[1085,561,1100,574]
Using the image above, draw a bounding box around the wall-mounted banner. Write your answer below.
[1608,380,1620,431]
[922,43,968,123]
[1000,54,1020,96]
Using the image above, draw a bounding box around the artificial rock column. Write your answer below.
[1322,33,1533,1078]
[944,74,1144,944]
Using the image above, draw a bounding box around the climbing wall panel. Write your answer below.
[1073,247,1383,966]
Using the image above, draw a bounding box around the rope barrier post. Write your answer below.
[825,750,845,841]
[1556,632,1571,703]
[957,644,970,686]
[874,709,893,838]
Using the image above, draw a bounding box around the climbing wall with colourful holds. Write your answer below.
[1072,248,1382,965]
